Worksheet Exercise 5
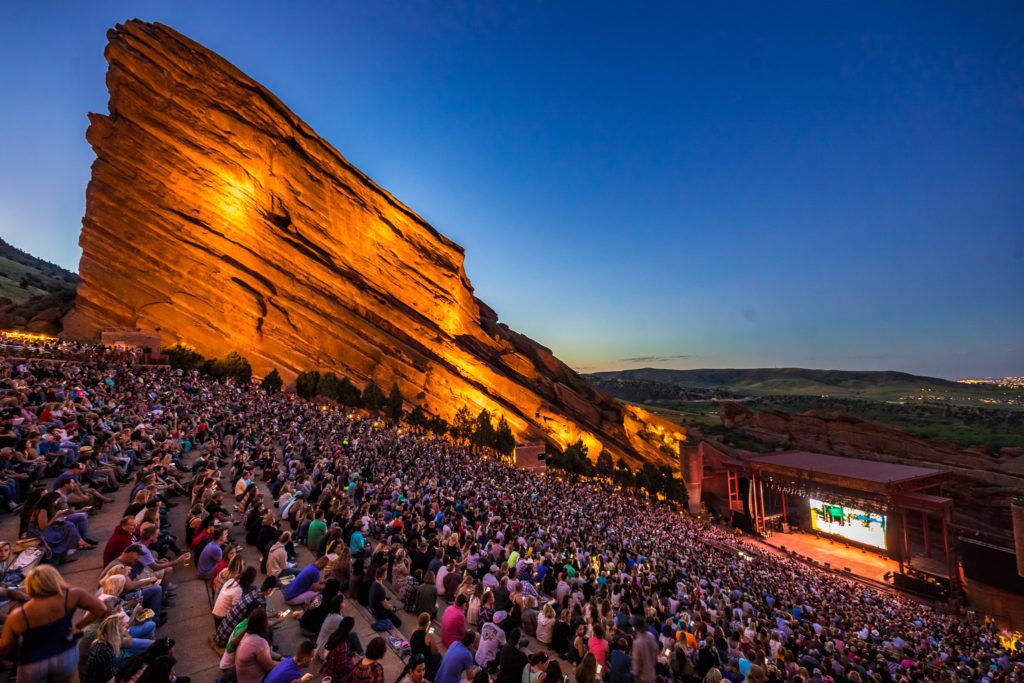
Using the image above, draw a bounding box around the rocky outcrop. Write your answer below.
[62,20,684,467]
[720,402,1024,542]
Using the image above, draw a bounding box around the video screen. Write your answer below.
[808,498,886,549]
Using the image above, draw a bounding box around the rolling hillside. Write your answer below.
[0,238,77,333]
[587,367,1013,402]
[587,368,1024,450]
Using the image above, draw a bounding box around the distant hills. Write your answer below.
[0,238,77,333]
[587,367,996,401]
[587,367,1024,451]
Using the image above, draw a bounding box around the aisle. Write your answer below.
[0,448,411,682]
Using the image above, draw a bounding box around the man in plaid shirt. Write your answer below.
[214,576,279,647]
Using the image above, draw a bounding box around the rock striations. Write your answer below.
[62,20,683,467]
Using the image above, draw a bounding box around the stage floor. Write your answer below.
[743,530,898,584]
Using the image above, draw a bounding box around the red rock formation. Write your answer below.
[62,20,684,467]
[719,402,1024,541]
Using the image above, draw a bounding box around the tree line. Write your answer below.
[165,344,254,385]
[546,438,687,504]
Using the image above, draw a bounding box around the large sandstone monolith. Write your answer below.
[63,20,684,467]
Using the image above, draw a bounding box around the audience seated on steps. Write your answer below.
[0,333,1020,683]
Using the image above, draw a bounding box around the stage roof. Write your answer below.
[743,451,948,497]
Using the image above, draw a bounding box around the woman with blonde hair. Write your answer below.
[97,574,127,605]
[704,667,724,683]
[82,615,125,683]
[327,545,352,589]
[211,547,241,592]
[217,554,245,589]
[536,603,556,646]
[0,565,107,682]
[391,547,411,590]
[95,571,157,643]
[98,563,131,585]
[455,573,476,602]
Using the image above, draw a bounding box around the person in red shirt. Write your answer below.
[103,516,137,566]
[191,520,219,554]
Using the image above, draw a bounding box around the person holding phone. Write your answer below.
[27,491,95,563]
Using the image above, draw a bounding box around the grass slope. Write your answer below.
[0,238,77,304]
[587,370,1024,450]
[0,238,78,329]
[587,367,1013,402]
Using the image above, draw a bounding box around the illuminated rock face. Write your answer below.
[63,20,683,468]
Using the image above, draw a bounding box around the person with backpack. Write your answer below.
[696,636,723,678]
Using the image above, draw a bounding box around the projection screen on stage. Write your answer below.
[808,498,887,549]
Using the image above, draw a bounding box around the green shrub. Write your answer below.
[260,369,283,394]
[210,351,253,384]
[164,343,205,371]
[295,370,321,399]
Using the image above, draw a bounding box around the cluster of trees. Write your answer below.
[164,344,253,385]
[443,406,517,456]
[400,405,518,457]
[546,438,687,504]
[294,370,404,422]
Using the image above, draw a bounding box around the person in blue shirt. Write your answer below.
[283,555,328,606]
[265,640,316,683]
[434,631,476,683]
[350,527,366,557]
[197,527,227,580]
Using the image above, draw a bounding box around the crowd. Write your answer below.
[0,338,1019,683]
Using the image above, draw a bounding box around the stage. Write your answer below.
[742,529,897,585]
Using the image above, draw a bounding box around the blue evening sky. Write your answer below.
[1,2,1021,379]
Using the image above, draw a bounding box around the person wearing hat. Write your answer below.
[482,565,500,590]
[103,544,165,617]
[476,610,507,669]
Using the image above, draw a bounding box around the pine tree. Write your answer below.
[164,343,205,372]
[295,370,320,398]
[613,458,634,489]
[595,450,614,478]
[361,380,386,411]
[316,372,341,401]
[493,415,516,456]
[562,439,591,476]
[260,368,283,394]
[337,377,361,407]
[641,462,662,496]
[407,406,428,432]
[386,383,404,423]
[634,469,651,496]
[451,406,474,443]
[471,409,497,451]
[427,416,449,437]
[211,351,252,384]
